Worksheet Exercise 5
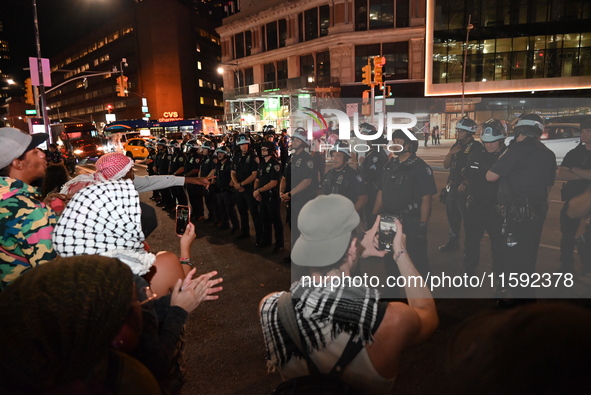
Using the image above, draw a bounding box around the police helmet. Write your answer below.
[236,134,250,146]
[215,146,230,156]
[156,138,167,146]
[456,117,478,134]
[480,119,506,143]
[391,129,419,153]
[167,139,180,148]
[291,127,310,146]
[514,113,544,138]
[260,141,277,155]
[329,140,351,158]
[185,140,200,150]
[201,140,214,151]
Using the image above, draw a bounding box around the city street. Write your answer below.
[77,143,584,394]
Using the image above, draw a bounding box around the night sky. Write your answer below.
[3,0,130,82]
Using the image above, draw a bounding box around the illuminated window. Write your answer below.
[199,79,204,87]
[197,61,202,70]
[200,97,205,104]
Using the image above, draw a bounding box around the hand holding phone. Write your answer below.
[175,205,191,236]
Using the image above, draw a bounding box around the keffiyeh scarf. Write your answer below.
[53,179,155,275]
[260,280,381,371]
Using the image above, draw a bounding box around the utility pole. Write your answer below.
[461,14,474,117]
[32,0,51,140]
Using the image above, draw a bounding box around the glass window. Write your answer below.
[355,0,368,31]
[300,55,314,77]
[562,33,580,48]
[264,63,276,83]
[244,68,254,86]
[369,0,394,30]
[266,22,278,50]
[496,38,512,52]
[277,60,288,81]
[510,51,528,79]
[305,8,319,40]
[317,51,331,81]
[396,0,409,27]
[581,33,591,48]
[235,32,245,58]
[513,37,529,51]
[245,31,252,56]
[320,6,330,37]
[383,41,408,80]
[279,20,287,48]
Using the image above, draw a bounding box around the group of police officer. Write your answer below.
[143,113,588,302]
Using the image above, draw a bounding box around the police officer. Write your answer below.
[254,141,284,252]
[199,140,219,223]
[168,139,188,208]
[184,140,205,222]
[557,118,591,272]
[155,138,174,211]
[215,145,239,232]
[146,141,159,202]
[322,140,367,212]
[278,128,290,172]
[373,129,436,277]
[487,113,556,300]
[440,117,483,252]
[280,127,316,242]
[231,133,262,243]
[461,119,507,280]
[359,123,388,229]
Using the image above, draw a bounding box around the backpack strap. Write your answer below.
[277,292,364,377]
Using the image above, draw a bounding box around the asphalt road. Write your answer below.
[76,142,588,394]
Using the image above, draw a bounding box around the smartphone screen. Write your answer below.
[175,205,191,235]
[378,215,398,252]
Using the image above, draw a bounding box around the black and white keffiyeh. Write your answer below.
[53,179,155,275]
[260,281,381,371]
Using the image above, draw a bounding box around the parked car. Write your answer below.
[123,137,151,159]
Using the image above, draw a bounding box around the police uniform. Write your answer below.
[360,148,388,229]
[232,150,262,241]
[256,157,284,250]
[155,145,174,210]
[169,147,188,206]
[443,137,483,248]
[184,148,204,221]
[322,166,366,206]
[462,145,506,276]
[379,154,437,277]
[284,149,316,241]
[559,144,591,271]
[216,154,239,231]
[490,138,556,298]
[200,152,219,222]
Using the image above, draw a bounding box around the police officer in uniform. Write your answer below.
[231,133,262,243]
[322,140,367,212]
[215,145,239,232]
[557,119,591,272]
[184,140,205,222]
[487,113,556,300]
[199,140,219,223]
[461,119,507,280]
[168,140,188,208]
[155,138,174,211]
[254,141,284,252]
[280,127,316,242]
[440,117,483,252]
[373,129,436,277]
[359,123,388,229]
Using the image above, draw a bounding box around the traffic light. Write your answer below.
[361,64,372,85]
[116,76,128,97]
[374,64,383,84]
[362,90,370,105]
[25,78,34,105]
[106,104,113,113]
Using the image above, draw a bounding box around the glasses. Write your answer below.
[260,147,269,151]
[139,286,157,305]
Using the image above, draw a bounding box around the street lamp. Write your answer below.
[461,14,474,117]
[217,62,243,128]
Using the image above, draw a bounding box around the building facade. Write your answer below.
[45,0,223,128]
[216,0,426,131]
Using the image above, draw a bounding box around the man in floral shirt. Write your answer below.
[0,127,59,290]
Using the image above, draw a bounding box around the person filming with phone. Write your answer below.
[259,195,438,394]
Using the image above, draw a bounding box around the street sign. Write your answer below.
[25,109,37,115]
[29,57,52,87]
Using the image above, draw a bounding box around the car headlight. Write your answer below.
[97,146,105,151]
[73,149,83,155]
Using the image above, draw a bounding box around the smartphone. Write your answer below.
[175,205,191,236]
[378,215,399,252]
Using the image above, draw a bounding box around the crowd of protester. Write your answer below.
[0,117,590,394]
